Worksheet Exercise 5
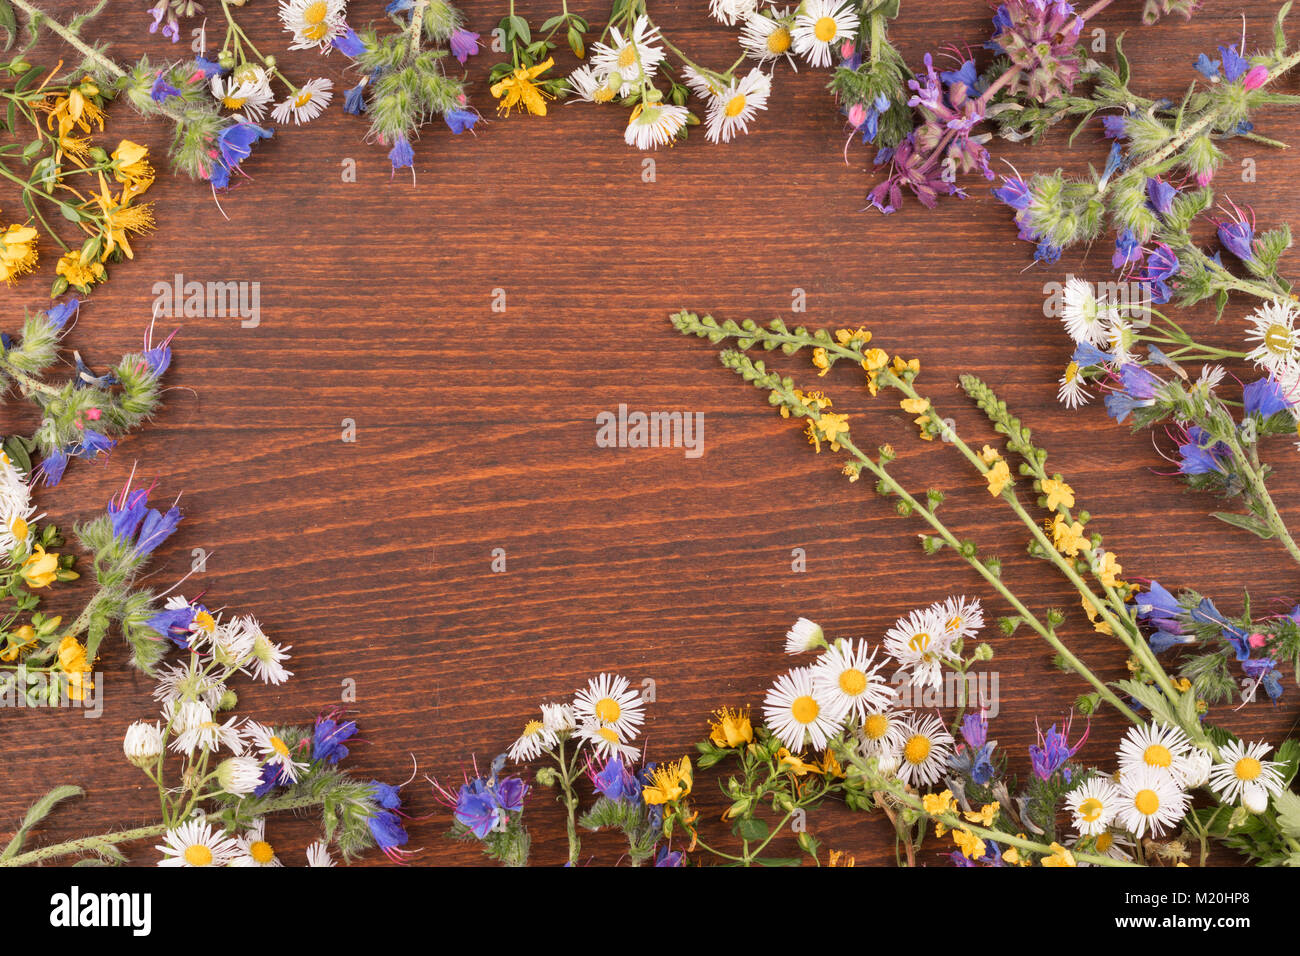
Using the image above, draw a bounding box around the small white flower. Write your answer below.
[271,78,333,125]
[1104,315,1137,366]
[624,102,689,150]
[306,840,335,867]
[932,595,983,644]
[566,65,623,104]
[1060,277,1111,346]
[1057,361,1092,409]
[1207,739,1286,807]
[1065,776,1120,837]
[894,712,954,788]
[210,65,273,120]
[541,701,576,734]
[883,604,956,689]
[572,673,645,742]
[229,818,283,867]
[1114,765,1188,838]
[156,819,238,867]
[245,720,308,784]
[857,707,908,759]
[739,10,797,69]
[784,617,825,655]
[216,756,265,796]
[762,666,848,752]
[278,0,348,52]
[123,720,164,768]
[507,713,559,762]
[1180,747,1213,788]
[1116,722,1192,781]
[166,700,245,755]
[151,663,226,708]
[791,0,858,69]
[709,0,759,26]
[1244,299,1300,376]
[704,69,770,143]
[574,719,641,762]
[247,621,293,685]
[590,16,665,85]
[810,639,895,722]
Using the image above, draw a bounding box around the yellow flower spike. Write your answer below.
[914,415,934,440]
[834,327,872,346]
[841,463,860,482]
[1040,477,1075,511]
[57,635,94,701]
[811,347,831,376]
[20,544,60,589]
[892,356,920,375]
[642,756,693,805]
[979,445,1001,465]
[985,459,1011,496]
[816,412,850,448]
[1051,514,1087,557]
[819,748,844,778]
[922,788,956,815]
[1042,842,1077,867]
[964,802,999,827]
[899,397,929,415]
[1096,551,1125,589]
[490,57,555,116]
[1,223,39,284]
[1081,594,1114,636]
[708,706,753,749]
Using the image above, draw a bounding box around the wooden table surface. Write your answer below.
[0,0,1296,866]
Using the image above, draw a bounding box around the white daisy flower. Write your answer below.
[245,720,309,784]
[151,663,226,709]
[762,666,848,751]
[1104,315,1136,366]
[574,718,641,762]
[155,819,239,867]
[306,840,335,867]
[894,712,954,788]
[590,16,666,85]
[810,639,895,722]
[883,604,956,689]
[166,700,246,755]
[123,720,164,768]
[681,64,727,100]
[1114,765,1188,837]
[567,65,623,104]
[229,818,283,867]
[704,69,770,143]
[1116,722,1192,781]
[857,707,908,759]
[1245,299,1300,376]
[791,0,858,69]
[278,0,347,52]
[216,756,265,796]
[1060,277,1111,346]
[247,622,293,685]
[1207,739,1286,807]
[1065,776,1120,837]
[210,65,273,120]
[932,595,983,644]
[271,78,333,126]
[541,701,576,734]
[784,616,825,655]
[1057,361,1092,409]
[1073,828,1135,863]
[623,102,688,150]
[0,465,37,554]
[572,673,645,742]
[710,0,759,26]
[740,10,797,69]
[507,713,559,762]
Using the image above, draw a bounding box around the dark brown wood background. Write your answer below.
[0,0,1296,866]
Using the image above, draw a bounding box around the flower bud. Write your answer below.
[1242,783,1269,814]
[123,720,163,768]
[216,756,263,795]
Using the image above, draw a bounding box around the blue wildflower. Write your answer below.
[45,298,79,332]
[343,81,368,115]
[313,710,360,764]
[450,28,481,64]
[389,136,414,171]
[444,108,478,135]
[654,845,685,866]
[1071,342,1113,368]
[1217,210,1256,263]
[1219,44,1249,82]
[1177,425,1231,475]
[1102,114,1127,139]
[210,122,274,191]
[1146,177,1177,216]
[193,57,227,78]
[1244,377,1293,419]
[147,602,201,648]
[333,26,366,57]
[1113,229,1142,269]
[1194,52,1221,79]
[1029,719,1087,781]
[150,73,181,103]
[39,449,68,487]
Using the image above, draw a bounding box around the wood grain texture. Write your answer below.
[0,0,1296,866]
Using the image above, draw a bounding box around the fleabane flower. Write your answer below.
[271,78,333,125]
[567,65,623,104]
[739,10,797,69]
[709,0,759,26]
[217,756,266,796]
[246,620,293,685]
[166,700,245,755]
[572,673,645,742]
[210,64,273,120]
[1207,739,1286,809]
[1061,276,1113,346]
[541,701,576,734]
[156,820,238,867]
[1057,361,1091,409]
[246,720,309,784]
[507,713,559,762]
[895,712,954,788]
[810,639,895,722]
[784,616,825,654]
[933,595,983,644]
[791,0,858,69]
[1065,776,1120,836]
[279,0,348,51]
[123,720,164,768]
[624,102,689,150]
[590,15,666,85]
[883,604,956,689]
[229,818,283,866]
[1116,722,1193,782]
[574,719,641,762]
[306,840,335,867]
[704,69,770,143]
[762,666,848,751]
[1245,299,1299,376]
[857,707,908,759]
[1115,765,1188,837]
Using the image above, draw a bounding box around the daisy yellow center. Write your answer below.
[814,16,837,42]
[249,840,275,864]
[767,27,791,53]
[594,86,615,103]
[724,93,746,117]
[863,713,889,740]
[618,46,637,70]
[903,734,931,765]
[270,735,291,758]
[9,516,27,540]
[790,694,820,724]
[597,726,620,743]
[222,95,248,110]
[1064,361,1080,383]
[1234,756,1262,781]
[183,843,213,866]
[908,632,931,653]
[195,611,216,634]
[946,616,962,633]
[522,719,543,738]
[838,668,867,695]
[1133,788,1160,816]
[595,697,621,722]
[1143,744,1173,768]
[1078,797,1104,822]
[303,1,329,40]
[294,90,314,107]
[1095,831,1113,852]
[1264,323,1295,354]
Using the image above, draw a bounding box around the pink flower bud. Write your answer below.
[85,408,102,421]
[1249,632,1268,649]
[1196,169,1214,187]
[841,39,855,59]
[847,103,867,128]
[1243,65,1269,91]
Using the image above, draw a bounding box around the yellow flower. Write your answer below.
[57,635,94,702]
[1041,842,1077,867]
[0,625,36,663]
[834,327,871,346]
[979,444,1001,464]
[808,412,849,453]
[43,79,105,140]
[1041,477,1075,511]
[922,789,957,816]
[1003,846,1022,865]
[964,802,999,827]
[0,223,39,285]
[708,707,753,748]
[861,348,889,395]
[1051,514,1087,557]
[1096,550,1125,589]
[953,827,986,860]
[827,849,856,867]
[641,756,692,805]
[490,58,555,116]
[21,544,59,588]
[90,173,154,260]
[811,347,830,376]
[819,748,844,778]
[775,748,823,776]
[914,415,934,441]
[111,140,155,201]
[985,459,1011,496]
[56,250,106,290]
[892,356,920,375]
[1081,594,1113,636]
[899,397,929,415]
[841,463,860,482]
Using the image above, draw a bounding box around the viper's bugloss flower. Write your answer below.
[343,80,368,115]
[209,122,274,191]
[1177,425,1230,476]
[1146,177,1177,217]
[590,755,641,802]
[1216,204,1257,263]
[449,28,480,64]
[1244,377,1294,419]
[150,72,181,103]
[1029,716,1087,781]
[333,25,366,58]
[444,108,478,134]
[988,0,1084,102]
[388,136,414,171]
[313,708,360,764]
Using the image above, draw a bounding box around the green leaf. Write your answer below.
[507,15,530,45]
[0,784,84,861]
[735,817,769,842]
[1276,1,1293,54]
[0,0,15,52]
[1273,788,1300,839]
[1113,32,1130,86]
[1211,511,1275,539]
[1114,679,1178,728]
